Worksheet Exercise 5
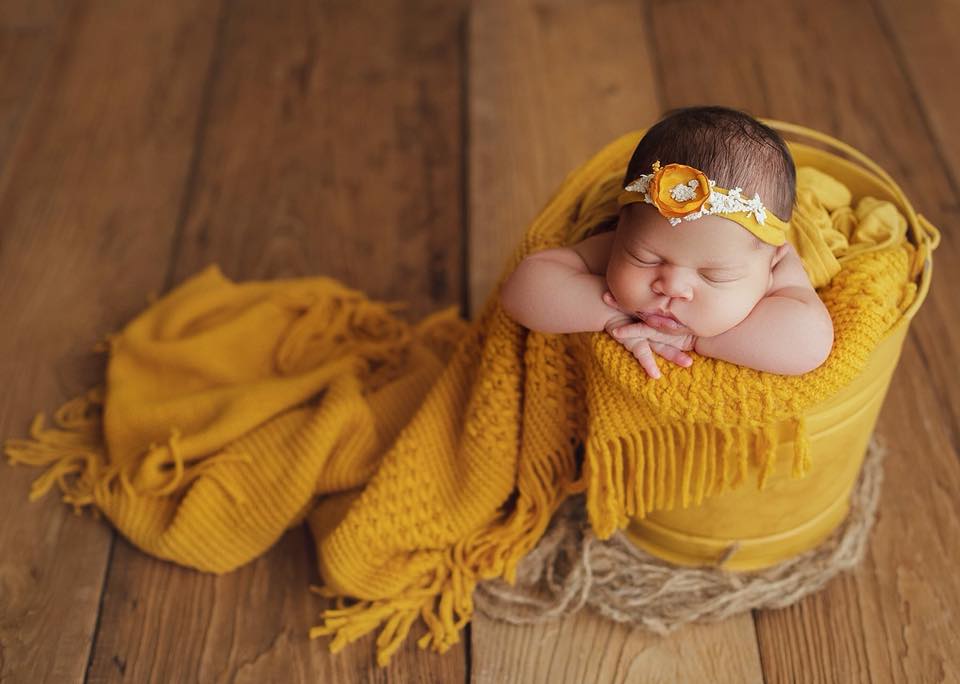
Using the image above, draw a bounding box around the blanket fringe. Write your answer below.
[585,419,811,537]
[309,433,581,666]
[4,383,257,511]
[309,552,474,667]
[793,416,812,478]
[5,386,108,515]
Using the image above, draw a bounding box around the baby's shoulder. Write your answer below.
[767,242,816,297]
[570,229,615,275]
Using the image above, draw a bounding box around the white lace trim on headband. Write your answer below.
[624,175,769,227]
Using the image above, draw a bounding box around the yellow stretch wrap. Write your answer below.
[3,128,923,666]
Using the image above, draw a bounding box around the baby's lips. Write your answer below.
[639,312,684,331]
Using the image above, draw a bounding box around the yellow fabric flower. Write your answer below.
[650,162,711,218]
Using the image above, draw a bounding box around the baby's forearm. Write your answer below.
[694,288,834,375]
[500,251,617,333]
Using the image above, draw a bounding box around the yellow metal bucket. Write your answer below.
[622,121,941,571]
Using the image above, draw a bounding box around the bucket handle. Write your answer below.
[762,118,942,263]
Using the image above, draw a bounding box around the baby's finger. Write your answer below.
[629,339,661,379]
[650,341,693,368]
[611,322,651,339]
[602,291,618,307]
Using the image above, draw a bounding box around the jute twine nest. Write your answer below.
[475,436,886,633]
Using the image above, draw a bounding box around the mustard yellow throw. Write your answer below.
[4,131,919,666]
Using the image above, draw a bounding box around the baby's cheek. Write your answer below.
[702,290,763,337]
[605,266,637,304]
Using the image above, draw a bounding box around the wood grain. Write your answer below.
[0,0,68,174]
[649,0,960,681]
[874,0,960,477]
[83,1,467,681]
[468,2,763,681]
[0,1,223,682]
[473,612,762,684]
[467,0,660,315]
[877,0,960,179]
[167,0,466,322]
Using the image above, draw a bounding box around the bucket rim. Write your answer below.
[763,119,940,265]
[763,119,937,323]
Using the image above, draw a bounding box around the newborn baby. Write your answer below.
[500,106,834,378]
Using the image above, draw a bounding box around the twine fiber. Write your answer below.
[474,436,886,632]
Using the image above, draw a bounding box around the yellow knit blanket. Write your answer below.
[5,131,919,666]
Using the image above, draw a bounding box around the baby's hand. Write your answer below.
[602,291,695,379]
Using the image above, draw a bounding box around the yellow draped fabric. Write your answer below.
[4,130,918,666]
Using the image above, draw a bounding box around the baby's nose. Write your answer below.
[652,268,694,299]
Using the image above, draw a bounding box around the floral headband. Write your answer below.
[616,161,788,245]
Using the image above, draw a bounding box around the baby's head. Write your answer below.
[606,106,797,338]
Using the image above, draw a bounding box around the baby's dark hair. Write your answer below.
[624,105,796,221]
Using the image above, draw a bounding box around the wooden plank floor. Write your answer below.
[1,1,957,682]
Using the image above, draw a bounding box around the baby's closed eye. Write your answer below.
[699,269,744,283]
